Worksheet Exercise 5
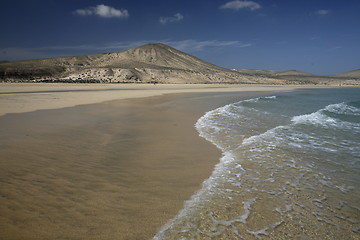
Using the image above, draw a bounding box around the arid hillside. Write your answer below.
[331,69,360,79]
[0,43,359,85]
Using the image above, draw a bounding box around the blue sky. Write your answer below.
[0,0,359,75]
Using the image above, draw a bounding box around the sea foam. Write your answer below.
[154,89,360,240]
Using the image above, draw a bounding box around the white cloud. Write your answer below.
[315,9,331,15]
[220,0,261,11]
[159,13,184,24]
[74,4,129,18]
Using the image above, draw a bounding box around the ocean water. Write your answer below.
[154,88,360,240]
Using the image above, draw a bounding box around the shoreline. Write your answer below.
[0,84,353,239]
[153,88,360,240]
[0,83,348,117]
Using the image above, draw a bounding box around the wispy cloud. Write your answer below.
[220,0,261,11]
[315,9,331,15]
[330,46,343,51]
[0,40,253,61]
[165,40,253,51]
[73,4,129,18]
[36,40,252,52]
[91,40,252,52]
[159,13,184,24]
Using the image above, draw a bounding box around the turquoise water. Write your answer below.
[154,88,360,240]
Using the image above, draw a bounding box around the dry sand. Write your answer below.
[0,83,300,116]
[0,83,307,239]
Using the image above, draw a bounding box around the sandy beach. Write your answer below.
[0,83,305,239]
[0,83,301,116]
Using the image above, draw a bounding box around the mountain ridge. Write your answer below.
[0,43,359,85]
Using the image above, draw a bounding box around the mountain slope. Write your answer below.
[330,69,360,79]
[1,43,281,84]
[274,70,317,77]
[92,43,228,72]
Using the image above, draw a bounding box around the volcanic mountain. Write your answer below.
[0,43,285,84]
[93,43,227,71]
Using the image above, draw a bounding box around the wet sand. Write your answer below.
[0,85,291,239]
